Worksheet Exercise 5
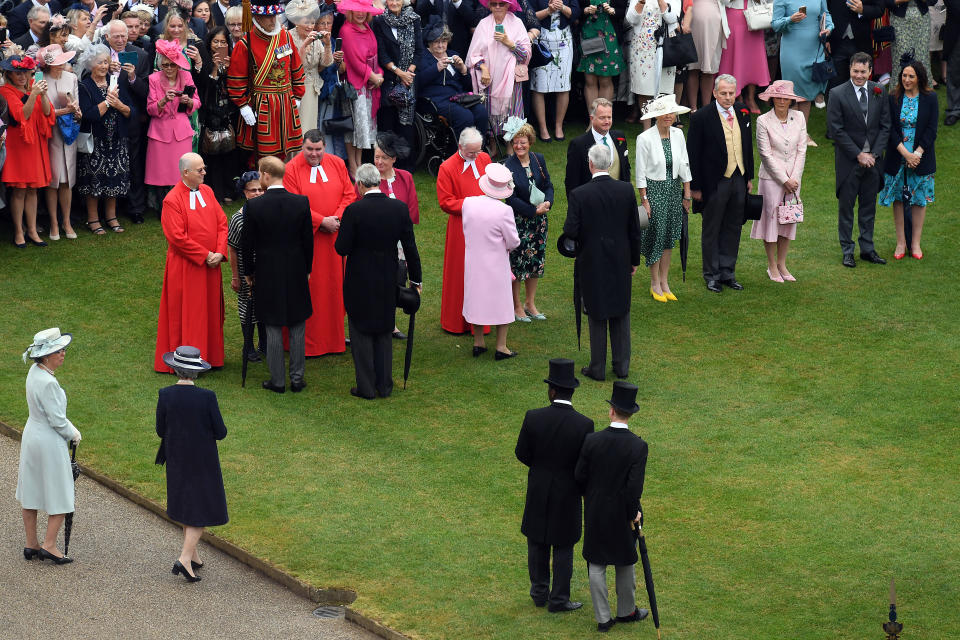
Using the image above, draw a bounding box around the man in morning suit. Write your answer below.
[241,156,315,394]
[946,0,960,126]
[335,163,422,400]
[564,98,631,197]
[575,381,649,633]
[687,74,754,293]
[826,51,891,268]
[825,0,884,97]
[7,0,60,42]
[515,358,594,613]
[562,144,641,382]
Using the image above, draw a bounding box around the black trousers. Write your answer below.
[586,312,630,380]
[946,43,960,119]
[123,123,147,217]
[701,170,746,282]
[837,164,880,257]
[527,540,574,607]
[348,318,393,398]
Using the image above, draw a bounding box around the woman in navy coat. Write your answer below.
[156,346,228,583]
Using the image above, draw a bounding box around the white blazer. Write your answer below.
[634,125,692,188]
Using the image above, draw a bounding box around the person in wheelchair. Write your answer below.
[415,17,489,141]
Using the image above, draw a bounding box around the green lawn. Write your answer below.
[1,99,958,640]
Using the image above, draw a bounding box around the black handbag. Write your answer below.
[323,114,354,134]
[661,31,698,68]
[449,92,485,108]
[580,35,608,56]
[811,42,837,83]
[529,40,555,69]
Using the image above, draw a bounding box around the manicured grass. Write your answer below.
[1,98,958,640]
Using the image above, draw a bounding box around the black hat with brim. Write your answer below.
[556,232,580,258]
[544,358,580,389]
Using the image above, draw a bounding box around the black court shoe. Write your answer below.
[172,560,201,582]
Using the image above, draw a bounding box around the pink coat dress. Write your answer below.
[750,108,807,242]
[145,70,201,186]
[461,195,521,326]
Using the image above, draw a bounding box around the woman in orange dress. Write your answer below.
[0,55,55,248]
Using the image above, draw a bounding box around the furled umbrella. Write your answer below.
[240,320,255,388]
[901,164,914,252]
[64,441,80,556]
[396,285,421,389]
[634,520,662,639]
[680,203,689,282]
[556,233,582,349]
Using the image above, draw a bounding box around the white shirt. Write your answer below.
[591,127,612,146]
[609,421,629,430]
[553,399,573,406]
[715,101,735,123]
[266,184,284,190]
[591,171,610,179]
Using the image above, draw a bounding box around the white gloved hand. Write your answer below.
[72,431,82,444]
[295,99,301,110]
[240,105,256,126]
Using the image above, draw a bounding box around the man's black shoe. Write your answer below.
[597,619,616,632]
[580,366,604,382]
[350,387,375,400]
[262,381,285,393]
[615,607,649,623]
[860,251,886,264]
[129,212,145,224]
[842,255,856,268]
[721,279,743,290]
[706,280,722,293]
[945,115,958,126]
[290,381,307,393]
[548,601,583,613]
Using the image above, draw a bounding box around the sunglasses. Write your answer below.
[160,62,178,68]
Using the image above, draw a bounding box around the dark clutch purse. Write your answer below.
[580,35,608,56]
[873,26,895,43]
[200,124,236,154]
[811,56,837,83]
[449,92,485,108]
[529,40,554,69]
[323,114,354,134]
[661,31,698,68]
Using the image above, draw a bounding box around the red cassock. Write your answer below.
[436,152,491,334]
[226,29,305,158]
[284,153,356,356]
[0,84,54,188]
[154,182,229,372]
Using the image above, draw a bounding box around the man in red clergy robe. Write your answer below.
[436,127,491,334]
[284,129,356,356]
[154,153,228,372]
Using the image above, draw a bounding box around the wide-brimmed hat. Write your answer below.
[478,163,514,199]
[284,0,320,25]
[479,0,522,12]
[0,55,36,73]
[338,0,385,15]
[641,94,690,120]
[22,328,72,363]
[758,80,806,102]
[249,0,286,16]
[35,44,76,69]
[155,39,190,70]
[556,232,580,258]
[607,381,640,415]
[544,358,580,389]
[162,345,212,371]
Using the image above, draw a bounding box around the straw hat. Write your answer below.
[22,328,72,363]
[478,163,514,199]
[640,94,690,120]
[758,80,806,102]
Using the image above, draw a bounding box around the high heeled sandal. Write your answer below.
[104,217,125,233]
[86,220,106,235]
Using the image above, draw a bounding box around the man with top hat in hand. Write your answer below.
[516,358,594,612]
[575,381,649,633]
[226,0,306,160]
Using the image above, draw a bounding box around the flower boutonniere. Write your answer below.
[873,86,882,96]
[740,108,750,116]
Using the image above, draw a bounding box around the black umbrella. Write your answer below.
[240,320,254,388]
[634,521,662,639]
[402,311,416,389]
[64,441,79,556]
[680,205,689,282]
[901,163,914,251]
[396,285,421,389]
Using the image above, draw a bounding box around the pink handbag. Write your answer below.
[776,194,803,224]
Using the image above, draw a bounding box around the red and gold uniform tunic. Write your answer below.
[227,28,306,157]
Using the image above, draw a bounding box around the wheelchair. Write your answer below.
[413,98,458,176]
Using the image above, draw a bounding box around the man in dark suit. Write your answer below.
[7,0,60,41]
[241,156,315,394]
[515,359,594,613]
[562,143,641,382]
[12,4,52,49]
[686,73,754,293]
[335,163,422,400]
[944,0,960,126]
[827,52,891,268]
[564,98,631,197]
[575,382,649,633]
[414,0,477,60]
[209,0,239,25]
[825,0,884,97]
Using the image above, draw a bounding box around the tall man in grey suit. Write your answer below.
[827,51,891,268]
[516,359,594,613]
[242,156,314,393]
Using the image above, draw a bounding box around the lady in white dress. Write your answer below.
[38,45,79,241]
[624,0,679,124]
[286,0,332,134]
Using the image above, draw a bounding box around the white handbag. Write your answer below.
[744,0,773,31]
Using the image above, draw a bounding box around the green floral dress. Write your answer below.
[639,138,683,266]
[576,0,624,76]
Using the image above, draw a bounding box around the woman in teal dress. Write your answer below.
[878,60,938,260]
[577,0,625,110]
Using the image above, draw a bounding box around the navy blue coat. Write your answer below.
[528,0,581,30]
[78,75,133,140]
[882,91,938,177]
[156,385,229,527]
[415,49,471,104]
[7,0,62,41]
[504,151,554,219]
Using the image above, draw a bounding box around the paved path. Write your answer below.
[0,434,380,640]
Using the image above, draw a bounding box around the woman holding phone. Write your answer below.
[38,44,80,241]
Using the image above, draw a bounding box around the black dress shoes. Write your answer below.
[23,547,40,560]
[472,346,488,357]
[842,255,856,268]
[290,381,307,393]
[597,619,616,632]
[533,599,547,608]
[350,387,375,400]
[129,212,145,224]
[38,548,73,564]
[615,607,650,623]
[860,251,886,264]
[172,560,201,582]
[392,330,407,340]
[706,280,722,293]
[549,601,583,613]
[580,366,604,382]
[245,349,262,363]
[721,279,743,290]
[262,381,285,394]
[945,114,958,126]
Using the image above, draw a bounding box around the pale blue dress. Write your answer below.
[772,0,833,100]
[16,365,80,515]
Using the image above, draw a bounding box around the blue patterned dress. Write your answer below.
[878,96,936,207]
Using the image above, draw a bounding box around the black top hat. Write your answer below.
[556,232,580,258]
[543,358,580,389]
[743,193,763,223]
[607,381,640,415]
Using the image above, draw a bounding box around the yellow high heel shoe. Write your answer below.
[650,288,668,303]
[663,291,678,301]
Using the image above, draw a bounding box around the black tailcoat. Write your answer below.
[564,128,632,197]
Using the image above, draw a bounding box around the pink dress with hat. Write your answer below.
[461,195,521,326]
[750,108,806,242]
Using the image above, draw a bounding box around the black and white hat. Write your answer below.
[161,345,212,371]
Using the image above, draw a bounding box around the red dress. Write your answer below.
[0,84,54,188]
[284,153,357,356]
[226,29,306,158]
[154,182,229,372]
[436,151,491,334]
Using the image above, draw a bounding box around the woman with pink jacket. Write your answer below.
[750,80,807,283]
[145,40,201,191]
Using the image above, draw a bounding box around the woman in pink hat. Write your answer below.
[750,80,807,282]
[461,163,522,360]
[146,40,201,193]
[37,44,80,241]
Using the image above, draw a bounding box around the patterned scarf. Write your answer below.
[381,7,419,125]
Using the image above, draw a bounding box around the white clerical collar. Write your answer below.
[184,184,206,210]
[310,163,329,184]
[365,188,383,195]
[609,421,629,429]
[552,399,572,406]
[460,155,480,179]
[592,171,610,179]
[266,184,284,190]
